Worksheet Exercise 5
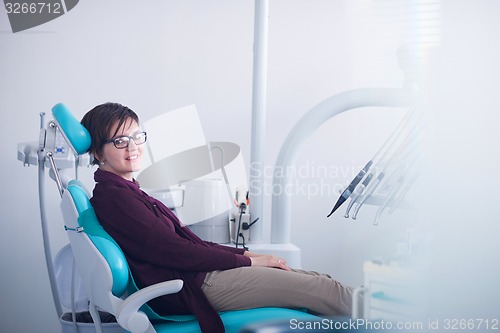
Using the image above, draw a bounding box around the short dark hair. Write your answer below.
[81,102,139,165]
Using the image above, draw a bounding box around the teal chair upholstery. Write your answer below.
[55,103,318,333]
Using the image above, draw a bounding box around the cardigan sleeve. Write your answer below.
[91,183,251,272]
[205,241,247,254]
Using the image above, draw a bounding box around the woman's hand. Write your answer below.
[244,251,291,271]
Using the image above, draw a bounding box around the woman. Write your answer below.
[81,102,354,333]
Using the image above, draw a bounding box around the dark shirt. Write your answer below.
[91,169,251,333]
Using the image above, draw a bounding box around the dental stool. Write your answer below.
[54,103,317,333]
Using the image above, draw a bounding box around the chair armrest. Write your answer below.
[116,279,183,333]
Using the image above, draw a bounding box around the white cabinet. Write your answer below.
[361,261,421,321]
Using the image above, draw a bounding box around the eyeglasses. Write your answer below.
[103,131,147,149]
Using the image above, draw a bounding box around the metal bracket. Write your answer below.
[64,226,84,233]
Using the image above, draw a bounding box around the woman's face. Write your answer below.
[98,118,144,181]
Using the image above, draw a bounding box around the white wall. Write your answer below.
[1,1,499,332]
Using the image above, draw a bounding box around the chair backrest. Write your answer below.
[61,181,131,315]
[69,183,130,295]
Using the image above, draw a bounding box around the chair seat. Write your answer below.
[152,307,317,333]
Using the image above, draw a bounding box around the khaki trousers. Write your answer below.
[201,267,353,316]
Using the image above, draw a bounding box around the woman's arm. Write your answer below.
[202,243,290,271]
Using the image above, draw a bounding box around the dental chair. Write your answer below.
[53,103,317,333]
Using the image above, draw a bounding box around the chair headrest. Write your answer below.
[52,103,91,156]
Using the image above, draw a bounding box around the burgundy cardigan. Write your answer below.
[91,169,251,333]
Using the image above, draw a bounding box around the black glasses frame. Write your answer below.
[102,131,147,149]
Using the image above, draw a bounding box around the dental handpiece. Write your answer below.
[373,172,406,225]
[344,173,373,218]
[351,172,385,220]
[388,172,419,214]
[327,108,417,219]
[327,160,372,218]
[351,116,422,219]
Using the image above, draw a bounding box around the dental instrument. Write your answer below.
[366,130,422,225]
[328,107,417,218]
[350,151,418,221]
[345,109,421,220]
[209,145,261,248]
[351,171,385,220]
[326,160,372,217]
[372,164,414,225]
[343,108,418,219]
[343,173,373,218]
[230,186,260,249]
[388,172,420,215]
